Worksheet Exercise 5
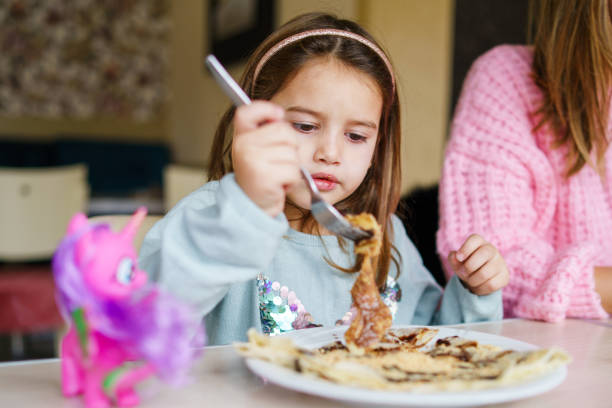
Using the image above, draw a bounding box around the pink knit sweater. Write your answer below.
[437,45,610,322]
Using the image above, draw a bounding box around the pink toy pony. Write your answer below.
[53,207,204,408]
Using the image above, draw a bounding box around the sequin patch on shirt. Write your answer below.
[381,275,402,318]
[257,274,401,336]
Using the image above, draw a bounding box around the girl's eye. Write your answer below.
[292,122,317,133]
[116,257,134,285]
[347,133,367,143]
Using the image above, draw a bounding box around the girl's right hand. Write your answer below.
[232,101,301,217]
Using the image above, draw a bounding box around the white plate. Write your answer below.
[244,325,567,407]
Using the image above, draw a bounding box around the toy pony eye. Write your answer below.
[116,257,134,285]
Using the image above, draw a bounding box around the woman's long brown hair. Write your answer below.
[207,13,402,289]
[529,0,612,177]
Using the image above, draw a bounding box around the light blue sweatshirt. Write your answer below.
[139,174,502,345]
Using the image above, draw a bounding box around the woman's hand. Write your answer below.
[447,234,509,295]
[232,101,301,217]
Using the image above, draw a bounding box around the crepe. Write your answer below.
[235,328,571,392]
[343,213,391,351]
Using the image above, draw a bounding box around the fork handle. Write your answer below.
[205,55,251,106]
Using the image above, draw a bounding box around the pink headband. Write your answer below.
[252,28,396,95]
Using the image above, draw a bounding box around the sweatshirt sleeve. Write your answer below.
[138,173,289,320]
[391,216,503,325]
[436,45,607,322]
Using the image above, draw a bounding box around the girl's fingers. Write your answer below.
[230,104,300,217]
[263,162,302,186]
[471,272,508,296]
[253,143,300,164]
[235,121,298,149]
[232,122,298,176]
[455,234,486,262]
[234,101,285,134]
[462,244,497,276]
[447,251,463,274]
[464,260,498,288]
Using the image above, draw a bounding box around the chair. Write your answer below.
[87,214,162,253]
[0,164,89,261]
[0,164,89,360]
[163,164,208,212]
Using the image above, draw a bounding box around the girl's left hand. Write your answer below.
[447,234,509,295]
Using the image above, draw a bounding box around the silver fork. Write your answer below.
[205,54,371,241]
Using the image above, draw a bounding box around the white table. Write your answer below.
[0,318,610,407]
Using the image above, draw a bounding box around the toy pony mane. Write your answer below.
[53,223,108,318]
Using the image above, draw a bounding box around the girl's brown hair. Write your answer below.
[207,12,402,288]
[529,0,612,177]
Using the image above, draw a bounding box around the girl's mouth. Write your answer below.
[311,173,338,191]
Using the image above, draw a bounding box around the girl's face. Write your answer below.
[271,57,383,213]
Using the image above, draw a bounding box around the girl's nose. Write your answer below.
[314,131,342,165]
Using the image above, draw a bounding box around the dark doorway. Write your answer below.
[451,0,529,119]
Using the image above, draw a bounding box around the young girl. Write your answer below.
[139,12,509,345]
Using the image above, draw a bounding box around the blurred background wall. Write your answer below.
[0,0,455,195]
[0,0,531,197]
[0,0,168,142]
